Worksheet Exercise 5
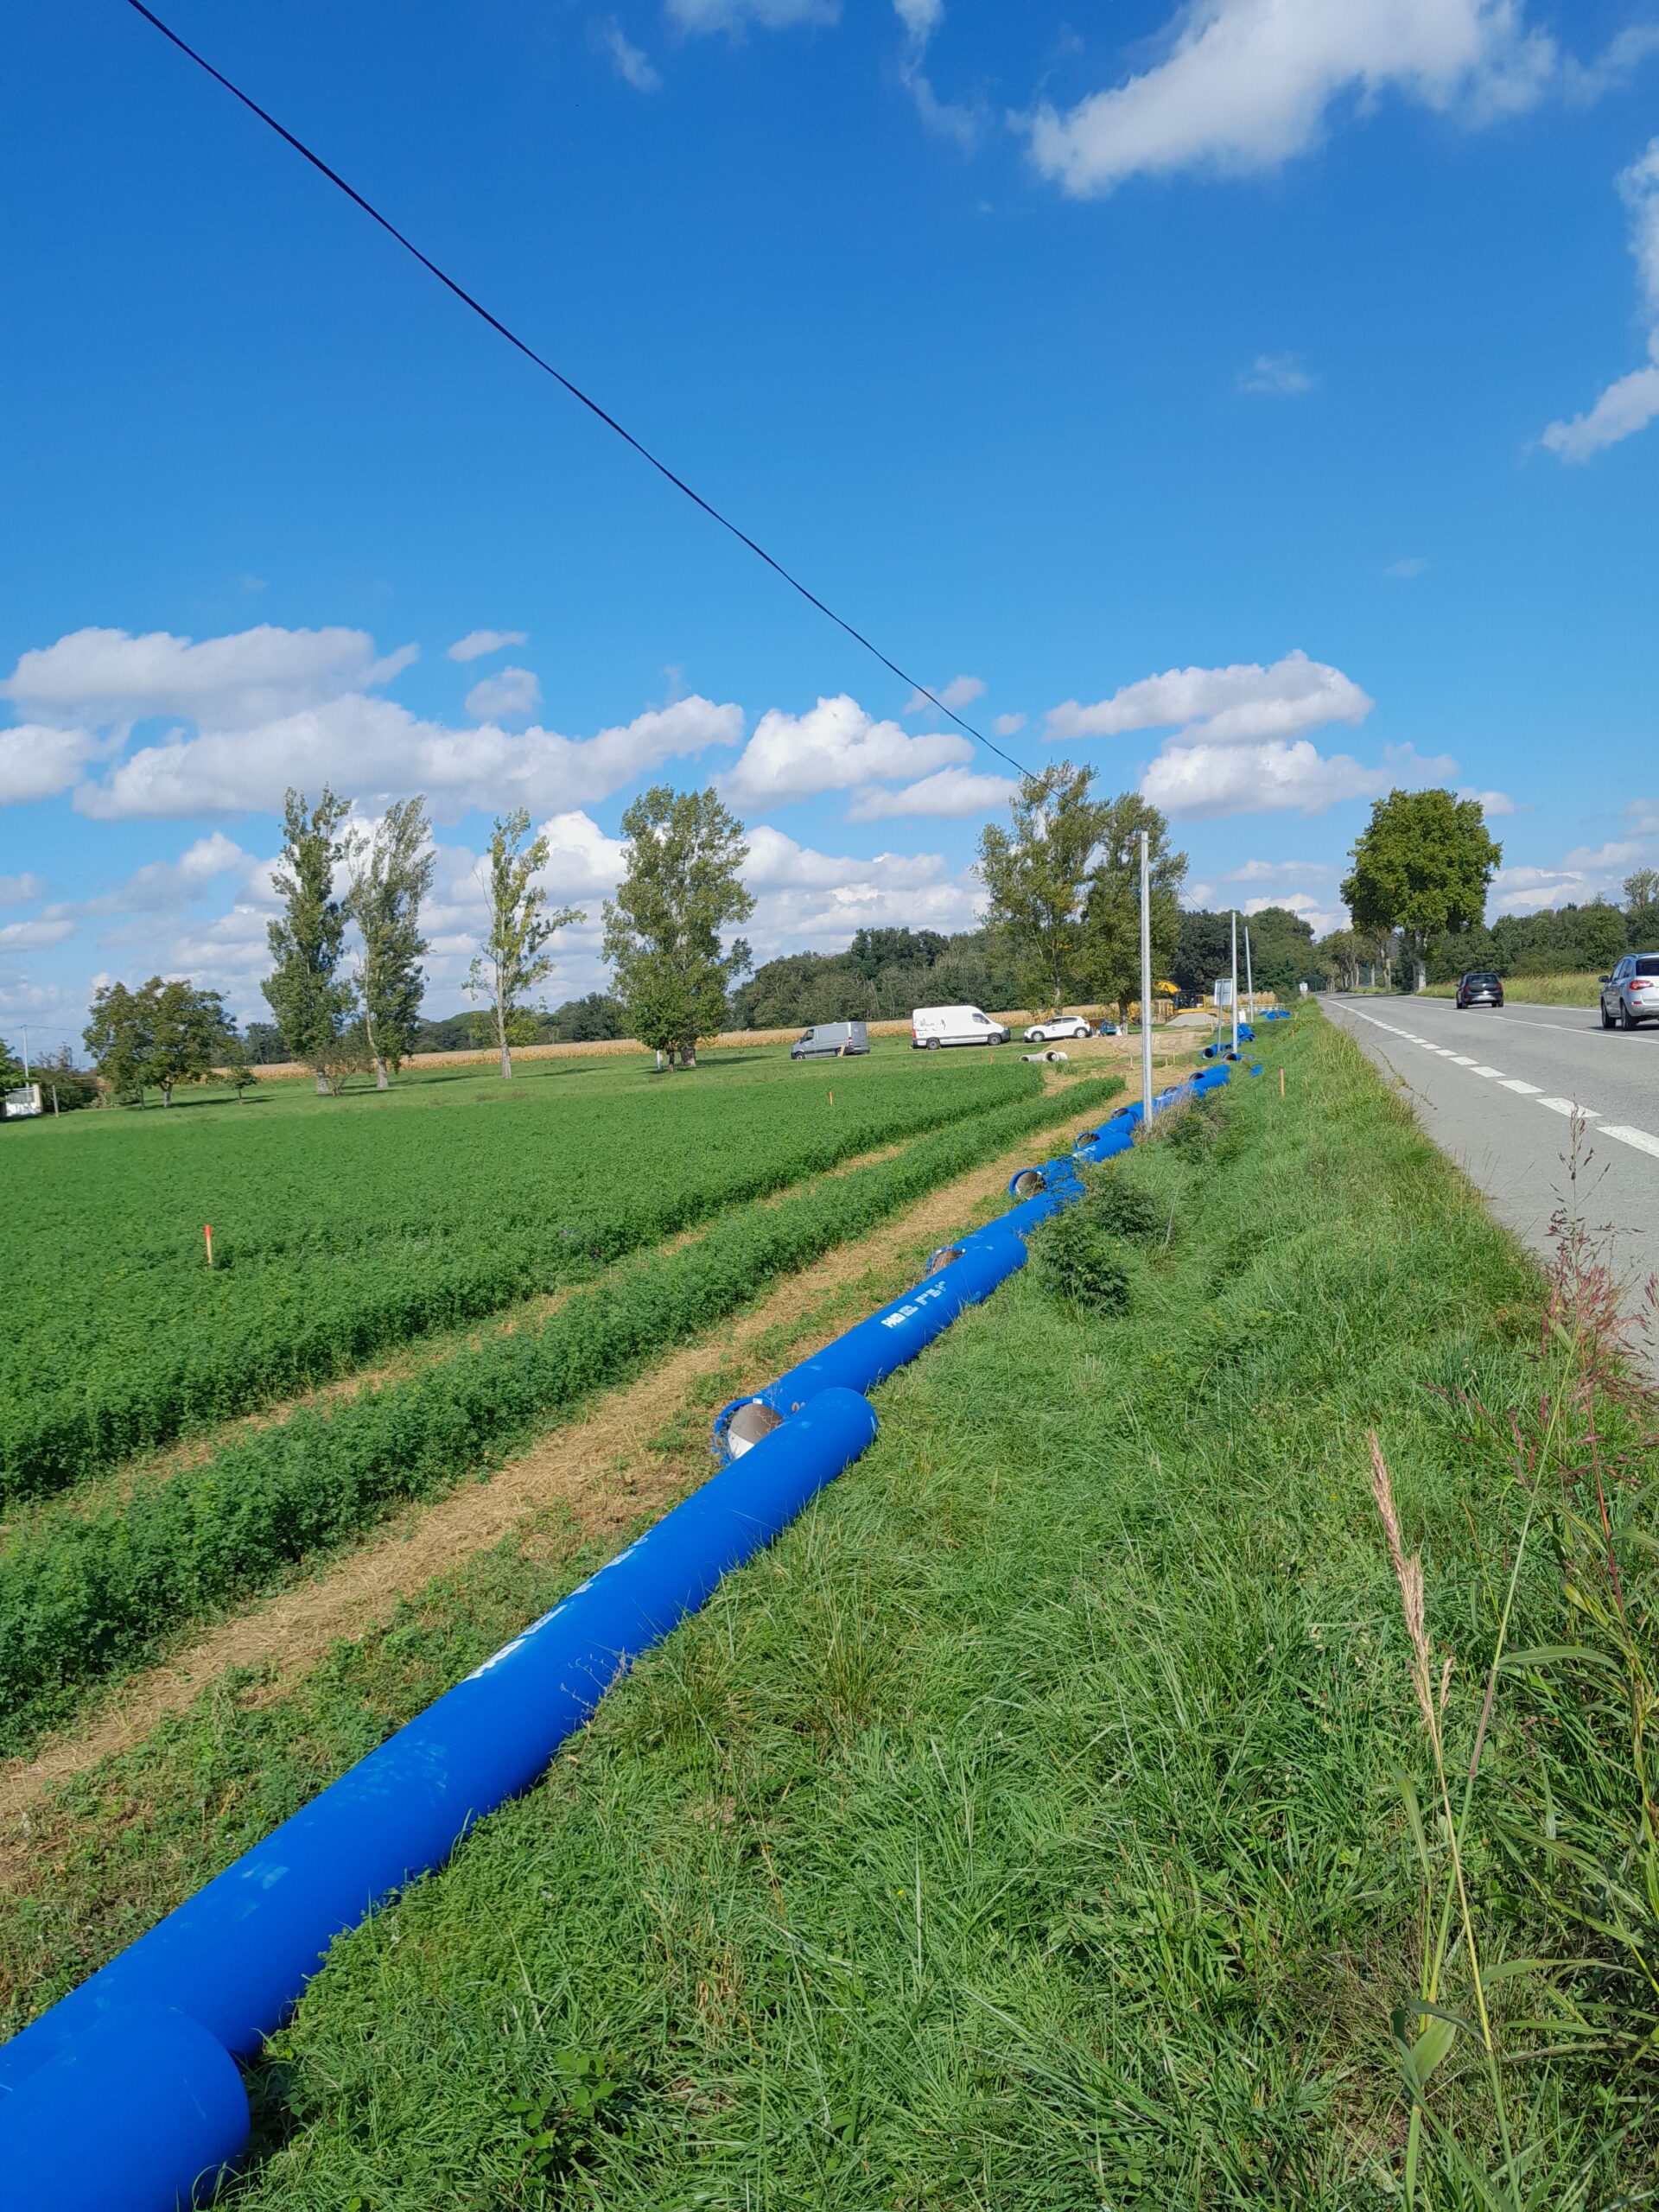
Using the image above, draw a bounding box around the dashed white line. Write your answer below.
[1471,1065,1505,1078]
[1449,1055,1478,1067]
[1501,1079,1542,1095]
[1603,1124,1659,1160]
[1537,1097,1599,1120]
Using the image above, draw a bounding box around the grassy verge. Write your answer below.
[213,1011,1654,2209]
[1421,972,1601,1007]
[0,1074,1122,1758]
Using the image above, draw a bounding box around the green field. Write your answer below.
[7,1015,1652,2204]
[0,1053,1126,1754]
[0,1042,1044,1502]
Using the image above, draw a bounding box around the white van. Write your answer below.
[911,1005,1010,1050]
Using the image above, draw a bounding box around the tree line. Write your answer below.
[80,782,753,1103]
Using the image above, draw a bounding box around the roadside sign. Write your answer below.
[1214,979,1235,1007]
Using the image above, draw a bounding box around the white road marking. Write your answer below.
[1537,1097,1600,1119]
[1501,1079,1541,1095]
[1449,1055,1478,1067]
[1471,1065,1505,1078]
[1603,1125,1659,1160]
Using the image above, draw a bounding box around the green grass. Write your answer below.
[0,1039,1039,1500]
[0,1073,1123,1758]
[1421,972,1601,1007]
[5,1015,1654,2206]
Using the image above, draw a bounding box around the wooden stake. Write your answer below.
[1279,1066,1286,1098]
[205,1224,214,1268]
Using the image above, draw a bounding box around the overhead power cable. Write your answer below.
[124,0,1033,779]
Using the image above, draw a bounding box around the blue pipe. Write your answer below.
[0,1387,880,2209]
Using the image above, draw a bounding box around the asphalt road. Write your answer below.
[1325,993,1659,1370]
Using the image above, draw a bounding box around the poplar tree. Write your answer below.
[349,796,435,1089]
[264,786,356,1092]
[469,807,584,1079]
[976,763,1104,1016]
[1081,793,1187,1019]
[603,786,753,1069]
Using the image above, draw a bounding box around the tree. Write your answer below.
[470,807,584,1079]
[1172,910,1235,998]
[1341,789,1502,992]
[83,981,154,1104]
[548,992,627,1043]
[349,796,435,1089]
[976,764,1105,1015]
[1625,868,1659,948]
[84,976,238,1105]
[1079,793,1186,1017]
[264,786,357,1093]
[603,785,754,1069]
[1240,904,1318,1001]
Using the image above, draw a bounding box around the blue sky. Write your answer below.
[4,0,1659,1052]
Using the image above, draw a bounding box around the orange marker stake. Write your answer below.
[205,1224,214,1268]
[1279,1067,1286,1098]
[828,1089,834,1105]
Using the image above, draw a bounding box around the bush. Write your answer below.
[1029,1206,1132,1315]
[1087,1171,1164,1244]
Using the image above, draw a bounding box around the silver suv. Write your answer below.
[1599,952,1659,1030]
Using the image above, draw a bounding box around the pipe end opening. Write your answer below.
[725,1401,785,1459]
[925,1243,965,1274]
[1011,1168,1045,1199]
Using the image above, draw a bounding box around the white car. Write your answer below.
[1023,1016,1092,1043]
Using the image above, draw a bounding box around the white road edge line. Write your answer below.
[1471,1065,1505,1078]
[1603,1124,1659,1160]
[1500,1079,1542,1095]
[1537,1097,1600,1119]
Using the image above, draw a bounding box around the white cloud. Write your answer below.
[1047,649,1373,747]
[2,625,416,731]
[846,766,1020,821]
[721,694,971,809]
[75,691,742,823]
[1384,555,1429,578]
[464,665,543,722]
[893,0,981,149]
[667,0,836,33]
[1226,857,1338,883]
[1238,352,1315,395]
[1458,785,1516,817]
[991,711,1027,738]
[1541,138,1659,460]
[598,19,663,89]
[1488,863,1590,915]
[0,725,95,805]
[1142,738,1455,820]
[447,628,527,663]
[0,874,47,906]
[0,918,76,951]
[744,825,982,947]
[1243,889,1343,933]
[904,672,985,715]
[79,833,251,916]
[1022,0,1557,197]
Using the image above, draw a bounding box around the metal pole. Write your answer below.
[1230,912,1239,1056]
[1139,829,1154,1122]
[1244,925,1255,1021]
[21,1026,29,1083]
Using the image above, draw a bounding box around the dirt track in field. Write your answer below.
[0,1089,1118,1849]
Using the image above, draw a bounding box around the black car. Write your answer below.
[1455,969,1504,1009]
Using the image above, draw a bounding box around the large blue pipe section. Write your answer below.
[0,1388,880,2212]
[1,1047,1256,2210]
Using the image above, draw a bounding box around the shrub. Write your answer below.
[1029,1206,1132,1316]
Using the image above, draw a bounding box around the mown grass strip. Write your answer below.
[0,1075,1122,1757]
[162,1014,1650,2210]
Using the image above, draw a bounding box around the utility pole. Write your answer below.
[21,1026,29,1084]
[1139,828,1154,1123]
[1230,912,1239,1057]
[1243,925,1255,1022]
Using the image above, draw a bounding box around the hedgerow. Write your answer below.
[0,1074,1122,1752]
[1,1054,1042,1503]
